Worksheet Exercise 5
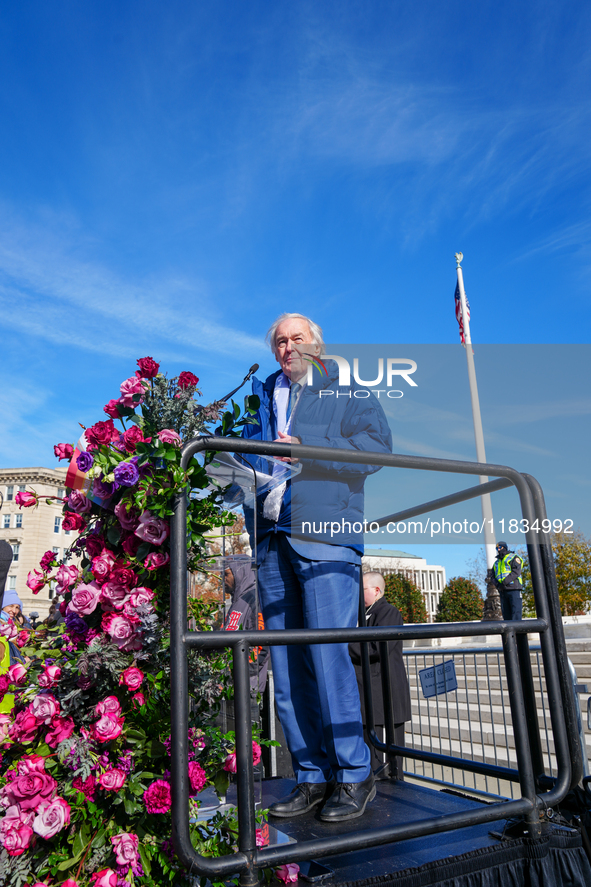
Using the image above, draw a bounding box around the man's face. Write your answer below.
[363,579,380,608]
[274,318,318,382]
[224,568,235,593]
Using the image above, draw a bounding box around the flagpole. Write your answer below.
[455,252,497,569]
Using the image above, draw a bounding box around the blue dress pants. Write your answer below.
[258,534,371,785]
[500,588,523,621]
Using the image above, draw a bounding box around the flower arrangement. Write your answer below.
[0,358,280,887]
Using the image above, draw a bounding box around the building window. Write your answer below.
[8,576,16,590]
[52,546,59,554]
[429,572,433,590]
[15,514,22,529]
[3,515,9,529]
[437,573,441,590]
[12,543,20,562]
[64,529,71,536]
[54,516,61,534]
[6,485,13,501]
[57,488,65,499]
[421,572,427,590]
[18,485,25,493]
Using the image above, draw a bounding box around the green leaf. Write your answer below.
[146,739,167,757]
[232,400,240,420]
[139,843,152,876]
[136,542,151,561]
[107,526,121,545]
[56,845,86,871]
[245,394,260,413]
[211,770,230,799]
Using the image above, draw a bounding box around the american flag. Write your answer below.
[454,281,470,344]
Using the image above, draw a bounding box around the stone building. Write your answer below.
[362,548,447,622]
[0,467,80,620]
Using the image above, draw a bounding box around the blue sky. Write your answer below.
[1,2,590,581]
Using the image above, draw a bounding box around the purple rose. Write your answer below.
[93,477,116,500]
[65,612,89,636]
[76,452,94,472]
[114,500,141,531]
[113,461,140,487]
[66,490,92,514]
[134,511,170,546]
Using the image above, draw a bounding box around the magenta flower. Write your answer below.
[177,371,199,389]
[276,864,300,883]
[119,376,148,408]
[144,551,170,571]
[15,490,38,508]
[53,442,74,461]
[114,499,141,531]
[144,779,172,814]
[91,713,125,744]
[157,428,181,446]
[111,831,140,867]
[119,667,144,691]
[188,761,206,794]
[98,769,127,792]
[223,752,237,773]
[70,582,102,616]
[90,870,118,887]
[136,356,160,378]
[38,665,61,689]
[45,716,75,748]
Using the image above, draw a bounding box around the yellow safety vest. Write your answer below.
[493,552,523,586]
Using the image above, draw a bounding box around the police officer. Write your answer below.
[492,541,523,620]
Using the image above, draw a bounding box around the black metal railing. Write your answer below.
[170,436,578,886]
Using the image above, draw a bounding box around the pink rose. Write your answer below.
[256,828,267,847]
[45,716,75,748]
[26,570,46,594]
[90,870,118,887]
[223,753,237,774]
[136,356,160,378]
[40,550,56,572]
[119,376,148,408]
[110,566,137,588]
[104,399,121,419]
[70,582,102,615]
[63,881,81,887]
[91,713,125,743]
[276,864,300,883]
[188,761,206,795]
[0,809,35,856]
[33,796,71,839]
[15,490,37,508]
[143,779,171,814]
[3,771,57,810]
[66,491,92,514]
[98,769,126,791]
[157,429,181,446]
[15,630,30,648]
[8,710,39,743]
[55,564,80,593]
[102,613,142,652]
[127,586,155,609]
[17,754,46,775]
[7,662,27,685]
[54,443,74,461]
[114,499,141,531]
[119,667,144,691]
[0,619,18,640]
[92,551,116,584]
[122,426,144,453]
[0,713,12,743]
[144,551,169,571]
[38,665,61,689]
[29,695,59,724]
[95,696,122,716]
[131,692,145,709]
[252,741,262,766]
[111,831,140,867]
[134,511,169,545]
[99,581,131,611]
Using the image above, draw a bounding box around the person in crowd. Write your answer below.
[349,572,411,780]
[223,558,269,697]
[241,312,392,822]
[492,541,523,621]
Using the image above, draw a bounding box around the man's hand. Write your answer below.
[273,429,301,462]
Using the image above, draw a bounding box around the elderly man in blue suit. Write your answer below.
[242,313,392,822]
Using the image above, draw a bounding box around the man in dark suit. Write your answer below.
[349,572,411,779]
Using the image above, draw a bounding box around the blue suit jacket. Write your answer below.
[242,362,392,562]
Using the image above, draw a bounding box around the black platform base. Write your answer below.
[258,779,591,887]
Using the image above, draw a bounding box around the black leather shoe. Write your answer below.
[319,773,376,822]
[269,782,331,818]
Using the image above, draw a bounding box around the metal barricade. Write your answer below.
[170,436,580,886]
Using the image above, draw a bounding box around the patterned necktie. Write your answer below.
[286,382,301,423]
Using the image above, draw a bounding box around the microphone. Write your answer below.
[220,364,259,404]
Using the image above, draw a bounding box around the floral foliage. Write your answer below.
[0,359,268,887]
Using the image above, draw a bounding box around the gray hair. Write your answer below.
[266,313,325,357]
[363,571,385,596]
